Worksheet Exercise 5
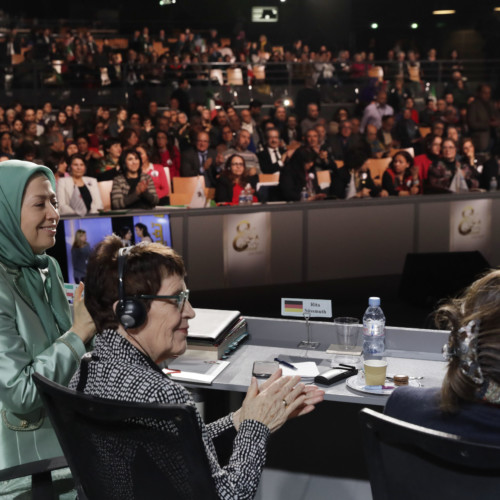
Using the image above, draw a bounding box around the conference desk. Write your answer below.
[179,317,448,478]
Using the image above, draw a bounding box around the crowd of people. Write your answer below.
[0,25,499,210]
[0,86,498,208]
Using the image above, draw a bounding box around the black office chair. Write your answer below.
[32,372,218,500]
[359,407,500,500]
[0,456,68,500]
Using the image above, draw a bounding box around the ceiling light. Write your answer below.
[432,9,455,15]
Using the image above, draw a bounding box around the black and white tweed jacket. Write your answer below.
[69,329,269,500]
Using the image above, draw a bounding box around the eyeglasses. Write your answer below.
[132,290,190,311]
[231,162,245,166]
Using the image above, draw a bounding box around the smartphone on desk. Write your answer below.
[252,361,279,378]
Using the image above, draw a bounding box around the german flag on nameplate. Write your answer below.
[283,299,304,314]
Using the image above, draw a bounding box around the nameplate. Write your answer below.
[281,298,332,318]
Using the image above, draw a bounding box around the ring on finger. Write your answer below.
[282,399,288,407]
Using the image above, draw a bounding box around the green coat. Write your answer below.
[0,260,86,471]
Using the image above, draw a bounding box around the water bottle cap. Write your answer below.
[368,297,380,307]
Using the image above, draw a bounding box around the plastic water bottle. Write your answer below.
[362,297,386,361]
[244,183,253,205]
[489,177,498,192]
[300,187,309,202]
[238,188,247,205]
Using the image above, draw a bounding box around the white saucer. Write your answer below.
[346,375,421,395]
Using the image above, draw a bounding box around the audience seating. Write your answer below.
[360,407,500,500]
[367,66,384,82]
[316,170,332,189]
[98,180,113,210]
[209,69,224,86]
[259,173,280,183]
[252,64,266,81]
[163,166,172,194]
[173,176,206,196]
[227,67,244,86]
[419,126,431,138]
[205,187,216,202]
[367,158,391,186]
[32,372,219,500]
[169,193,191,205]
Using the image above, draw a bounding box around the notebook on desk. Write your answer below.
[163,359,230,384]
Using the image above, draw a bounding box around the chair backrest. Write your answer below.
[33,373,218,500]
[209,69,224,86]
[259,172,280,183]
[227,67,244,86]
[252,64,266,81]
[169,193,191,206]
[173,176,205,197]
[0,456,68,498]
[367,158,391,186]
[98,180,113,211]
[316,170,332,189]
[163,166,172,194]
[368,65,384,82]
[205,187,216,202]
[419,126,431,139]
[360,407,500,500]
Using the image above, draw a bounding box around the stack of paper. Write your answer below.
[163,358,229,385]
[280,362,320,383]
[181,309,248,361]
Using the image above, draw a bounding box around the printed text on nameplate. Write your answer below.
[281,298,332,318]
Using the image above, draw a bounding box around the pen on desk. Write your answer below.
[274,357,297,370]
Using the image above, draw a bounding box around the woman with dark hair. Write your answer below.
[414,133,442,182]
[136,144,170,205]
[45,152,69,184]
[0,131,15,159]
[426,138,480,194]
[385,269,500,444]
[151,130,181,179]
[57,153,103,215]
[68,236,323,498]
[108,106,128,138]
[382,150,420,196]
[333,150,381,199]
[120,128,140,151]
[279,147,331,202]
[56,110,73,141]
[135,222,153,242]
[119,226,133,246]
[111,149,159,210]
[215,154,258,204]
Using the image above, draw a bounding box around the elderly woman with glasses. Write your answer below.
[426,138,480,194]
[69,236,324,499]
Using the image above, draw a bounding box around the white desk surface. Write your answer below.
[180,316,448,407]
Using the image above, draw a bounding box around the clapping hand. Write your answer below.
[136,180,148,194]
[233,369,325,433]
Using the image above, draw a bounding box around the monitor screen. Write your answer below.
[62,214,172,283]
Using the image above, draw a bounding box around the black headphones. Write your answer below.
[116,247,147,329]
